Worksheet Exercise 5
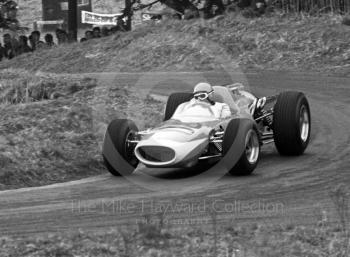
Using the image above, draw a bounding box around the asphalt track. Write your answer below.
[0,71,349,236]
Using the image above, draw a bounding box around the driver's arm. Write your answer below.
[220,103,232,119]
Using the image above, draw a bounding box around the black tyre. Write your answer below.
[164,92,193,121]
[273,91,311,155]
[223,119,260,176]
[102,119,139,176]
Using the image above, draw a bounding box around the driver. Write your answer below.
[172,82,232,120]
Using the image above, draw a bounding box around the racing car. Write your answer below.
[102,84,311,176]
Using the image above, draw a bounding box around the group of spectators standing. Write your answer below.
[0,0,268,62]
[80,25,125,42]
[0,24,125,62]
[0,30,59,61]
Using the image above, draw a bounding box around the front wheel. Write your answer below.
[223,119,260,176]
[102,119,139,176]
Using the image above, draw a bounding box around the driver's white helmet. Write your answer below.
[193,82,214,101]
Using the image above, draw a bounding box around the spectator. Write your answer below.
[67,31,77,42]
[55,29,62,44]
[203,0,225,18]
[110,26,120,34]
[237,0,251,8]
[61,31,69,43]
[0,43,5,61]
[238,0,267,16]
[17,35,32,55]
[31,30,45,50]
[3,33,15,59]
[44,33,55,47]
[117,18,127,32]
[85,30,93,40]
[56,29,68,45]
[28,34,34,50]
[253,0,267,15]
[101,27,110,37]
[92,27,101,38]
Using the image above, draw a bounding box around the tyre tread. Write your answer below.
[273,91,310,155]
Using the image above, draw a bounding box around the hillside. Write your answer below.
[2,13,350,75]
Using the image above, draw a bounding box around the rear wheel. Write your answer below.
[273,91,311,155]
[164,92,193,121]
[102,119,139,176]
[223,119,260,176]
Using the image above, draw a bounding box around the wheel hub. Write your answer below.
[300,105,310,142]
[245,130,259,164]
[125,131,139,167]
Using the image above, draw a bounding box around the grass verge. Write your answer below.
[0,69,164,190]
[1,218,349,257]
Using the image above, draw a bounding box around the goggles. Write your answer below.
[194,90,213,101]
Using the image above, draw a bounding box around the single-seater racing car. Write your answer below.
[102,83,311,176]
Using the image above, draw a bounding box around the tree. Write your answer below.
[122,0,226,26]
[0,0,20,30]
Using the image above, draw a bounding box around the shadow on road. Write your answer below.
[139,161,217,179]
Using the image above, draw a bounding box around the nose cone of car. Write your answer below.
[134,128,209,168]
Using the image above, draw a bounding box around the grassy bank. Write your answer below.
[1,221,349,257]
[2,13,350,75]
[0,69,164,190]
